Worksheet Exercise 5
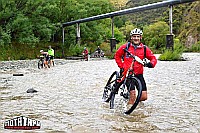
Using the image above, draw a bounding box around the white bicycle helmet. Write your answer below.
[130,28,143,36]
[40,50,43,52]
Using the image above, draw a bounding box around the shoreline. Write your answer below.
[0,52,199,70]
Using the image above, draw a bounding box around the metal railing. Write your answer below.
[62,0,198,27]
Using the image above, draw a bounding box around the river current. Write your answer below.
[0,53,200,133]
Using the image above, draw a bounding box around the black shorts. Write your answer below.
[126,74,147,91]
[45,56,49,61]
[135,74,147,91]
[49,56,54,60]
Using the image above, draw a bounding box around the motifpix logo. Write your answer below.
[4,116,41,130]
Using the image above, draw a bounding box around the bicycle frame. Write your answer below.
[116,48,144,92]
[107,48,144,113]
[113,63,135,100]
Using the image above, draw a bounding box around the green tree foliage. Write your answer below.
[187,41,200,52]
[125,0,199,48]
[143,21,169,50]
[68,44,84,56]
[126,0,167,27]
[11,13,39,43]
[0,0,199,60]
[0,0,115,46]
[0,27,11,45]
[178,2,200,46]
[119,21,135,41]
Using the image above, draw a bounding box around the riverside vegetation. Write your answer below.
[0,0,199,61]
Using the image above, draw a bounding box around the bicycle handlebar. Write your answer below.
[123,48,144,66]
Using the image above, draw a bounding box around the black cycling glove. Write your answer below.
[144,62,153,68]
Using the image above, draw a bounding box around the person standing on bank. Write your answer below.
[114,28,157,105]
[48,45,54,66]
[82,47,89,61]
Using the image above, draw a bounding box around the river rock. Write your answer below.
[26,88,38,93]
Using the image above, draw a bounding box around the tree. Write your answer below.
[143,21,169,50]
[119,21,136,41]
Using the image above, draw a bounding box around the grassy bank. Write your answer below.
[0,43,65,61]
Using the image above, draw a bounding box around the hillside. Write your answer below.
[113,0,200,46]
[178,1,200,47]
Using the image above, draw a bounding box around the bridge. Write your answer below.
[61,0,198,54]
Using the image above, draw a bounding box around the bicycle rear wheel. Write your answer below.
[115,76,142,114]
[38,60,44,69]
[102,71,119,103]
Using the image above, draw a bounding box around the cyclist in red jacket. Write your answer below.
[82,47,89,61]
[114,28,157,105]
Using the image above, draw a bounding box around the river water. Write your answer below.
[0,53,200,133]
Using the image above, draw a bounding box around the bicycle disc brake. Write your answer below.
[120,85,129,99]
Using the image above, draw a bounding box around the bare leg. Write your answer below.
[44,61,48,68]
[50,60,52,66]
[140,91,147,101]
[127,90,136,105]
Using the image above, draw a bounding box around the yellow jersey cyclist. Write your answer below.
[48,45,54,66]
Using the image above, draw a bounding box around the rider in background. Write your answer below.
[96,46,101,57]
[82,47,88,61]
[48,45,54,66]
[114,28,157,105]
[97,46,101,54]
[40,50,49,68]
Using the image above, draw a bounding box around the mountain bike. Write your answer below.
[94,50,104,58]
[38,55,45,69]
[102,49,144,114]
[38,55,54,69]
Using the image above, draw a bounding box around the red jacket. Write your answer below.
[82,49,88,55]
[114,42,157,75]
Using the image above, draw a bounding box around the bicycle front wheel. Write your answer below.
[115,76,142,114]
[102,71,119,103]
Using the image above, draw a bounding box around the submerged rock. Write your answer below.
[27,88,38,93]
[13,73,24,76]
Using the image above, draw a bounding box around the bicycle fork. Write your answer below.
[119,78,129,99]
[120,74,135,99]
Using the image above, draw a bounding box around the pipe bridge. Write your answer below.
[61,0,198,54]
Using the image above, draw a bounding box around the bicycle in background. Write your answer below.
[38,50,54,69]
[38,55,45,69]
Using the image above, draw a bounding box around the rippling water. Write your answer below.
[0,53,200,133]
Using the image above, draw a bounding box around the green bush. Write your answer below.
[105,50,116,59]
[68,44,84,56]
[174,38,185,52]
[0,31,11,45]
[159,38,184,61]
[187,41,200,52]
[159,50,181,61]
